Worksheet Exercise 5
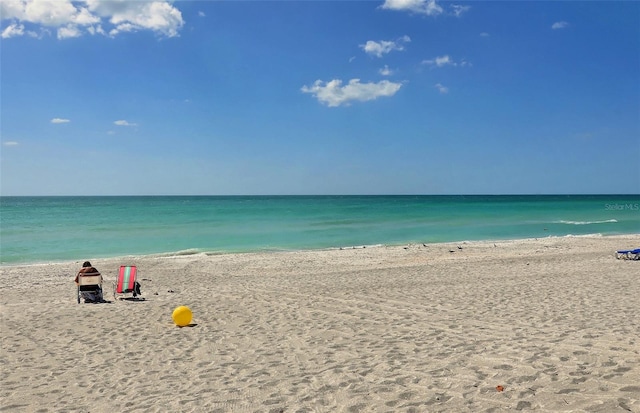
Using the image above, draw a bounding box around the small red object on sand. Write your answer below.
[496,385,504,392]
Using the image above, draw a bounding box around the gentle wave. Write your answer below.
[562,233,604,238]
[145,249,205,259]
[556,219,618,225]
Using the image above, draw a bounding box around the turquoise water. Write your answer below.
[1,195,638,265]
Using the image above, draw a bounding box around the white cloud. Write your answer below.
[198,11,206,17]
[301,79,403,107]
[51,118,70,123]
[114,120,137,126]
[552,21,569,30]
[0,0,184,39]
[434,83,448,94]
[90,0,184,38]
[1,21,38,38]
[2,0,80,26]
[422,55,470,67]
[480,32,490,37]
[361,35,410,58]
[380,0,443,16]
[58,24,81,39]
[3,141,19,146]
[108,22,135,37]
[450,4,470,17]
[87,25,105,36]
[379,65,394,76]
[423,55,453,67]
[1,23,24,38]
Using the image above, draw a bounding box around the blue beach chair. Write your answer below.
[616,248,640,260]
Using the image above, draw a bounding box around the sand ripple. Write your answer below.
[1,235,639,412]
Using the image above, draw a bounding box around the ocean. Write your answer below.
[1,195,638,265]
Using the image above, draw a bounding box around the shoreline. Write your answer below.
[2,232,639,268]
[1,234,639,412]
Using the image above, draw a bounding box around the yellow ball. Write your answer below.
[172,305,192,327]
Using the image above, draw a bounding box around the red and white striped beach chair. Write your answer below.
[114,265,142,300]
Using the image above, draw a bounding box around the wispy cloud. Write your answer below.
[198,11,206,17]
[379,65,394,76]
[3,141,19,146]
[51,118,70,124]
[424,55,453,67]
[480,32,490,37]
[0,0,184,40]
[552,21,569,30]
[422,55,470,68]
[1,23,37,39]
[434,83,449,94]
[1,23,23,39]
[380,0,443,16]
[450,4,470,17]
[361,36,411,58]
[301,79,403,107]
[114,120,137,126]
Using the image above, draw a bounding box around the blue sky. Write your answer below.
[1,0,638,195]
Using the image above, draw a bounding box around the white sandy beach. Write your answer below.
[1,235,639,412]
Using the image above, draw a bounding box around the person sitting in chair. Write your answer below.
[75,261,104,303]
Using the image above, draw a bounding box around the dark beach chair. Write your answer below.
[77,273,103,303]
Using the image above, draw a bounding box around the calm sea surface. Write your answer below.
[1,195,638,265]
